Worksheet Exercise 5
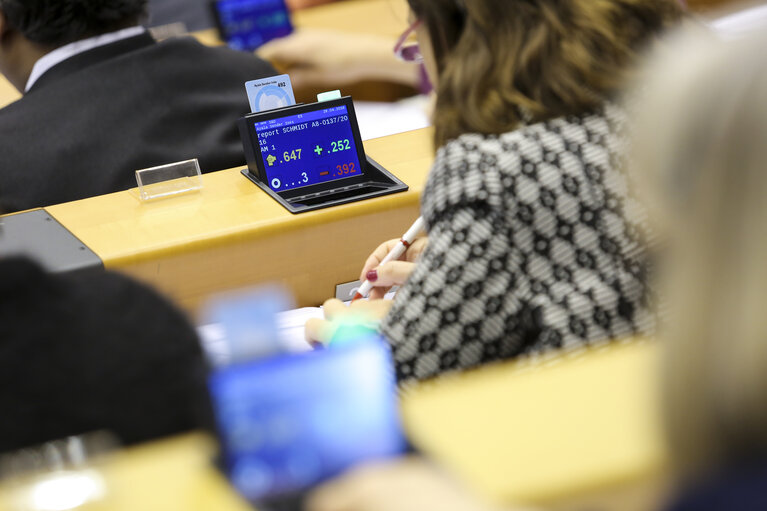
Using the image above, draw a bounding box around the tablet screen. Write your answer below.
[254,104,364,192]
[213,0,292,51]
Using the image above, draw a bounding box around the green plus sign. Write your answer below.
[314,145,323,155]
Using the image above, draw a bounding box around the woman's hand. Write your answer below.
[305,298,393,346]
[360,237,428,299]
[306,458,504,511]
[304,237,427,346]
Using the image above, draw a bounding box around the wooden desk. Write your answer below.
[45,128,434,316]
[402,340,669,511]
[292,0,408,36]
[0,76,19,110]
[0,435,250,511]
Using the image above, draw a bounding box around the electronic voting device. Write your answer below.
[237,96,408,213]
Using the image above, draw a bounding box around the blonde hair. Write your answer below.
[631,27,767,476]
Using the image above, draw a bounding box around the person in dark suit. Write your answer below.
[0,0,276,212]
[0,257,214,453]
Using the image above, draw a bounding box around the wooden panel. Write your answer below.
[0,76,19,109]
[402,340,668,510]
[291,0,409,36]
[117,202,420,313]
[0,434,251,511]
[686,0,743,11]
[45,128,434,316]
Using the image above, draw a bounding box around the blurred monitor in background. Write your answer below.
[0,258,215,454]
[211,0,294,52]
[146,0,337,32]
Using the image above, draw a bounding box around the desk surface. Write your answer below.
[0,435,251,511]
[294,0,408,36]
[45,128,434,312]
[46,127,433,266]
[402,340,667,510]
[0,76,18,110]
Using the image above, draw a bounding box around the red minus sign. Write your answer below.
[320,171,329,176]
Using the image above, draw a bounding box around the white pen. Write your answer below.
[351,216,426,301]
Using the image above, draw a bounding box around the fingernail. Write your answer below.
[310,341,324,350]
[366,269,378,282]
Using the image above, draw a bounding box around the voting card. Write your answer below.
[246,74,296,113]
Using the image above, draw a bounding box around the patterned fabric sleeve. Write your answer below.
[380,136,539,383]
[380,202,527,383]
[380,109,654,385]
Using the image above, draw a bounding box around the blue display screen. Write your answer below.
[254,105,364,192]
[215,0,293,51]
[208,339,406,501]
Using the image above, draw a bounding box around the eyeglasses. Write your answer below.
[393,19,423,62]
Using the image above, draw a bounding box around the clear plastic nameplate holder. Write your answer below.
[135,158,203,202]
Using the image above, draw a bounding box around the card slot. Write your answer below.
[288,184,389,207]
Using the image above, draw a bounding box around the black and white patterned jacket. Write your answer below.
[380,106,654,384]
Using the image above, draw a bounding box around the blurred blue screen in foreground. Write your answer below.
[208,338,406,501]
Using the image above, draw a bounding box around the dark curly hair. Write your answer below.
[0,0,147,46]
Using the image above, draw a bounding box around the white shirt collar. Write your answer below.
[25,26,146,93]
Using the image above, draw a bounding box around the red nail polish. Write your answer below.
[366,269,378,282]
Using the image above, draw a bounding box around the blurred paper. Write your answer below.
[355,96,431,141]
[711,4,767,39]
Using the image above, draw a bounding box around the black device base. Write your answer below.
[0,210,103,275]
[241,156,408,214]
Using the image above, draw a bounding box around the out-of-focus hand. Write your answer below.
[305,298,392,346]
[257,29,420,89]
[360,237,428,299]
[306,458,504,511]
